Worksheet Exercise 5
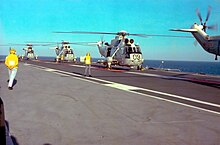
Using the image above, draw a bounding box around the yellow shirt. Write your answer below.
[85,55,91,65]
[5,54,19,69]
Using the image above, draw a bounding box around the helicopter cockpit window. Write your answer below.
[69,49,73,54]
[125,46,141,56]
[105,42,110,46]
[129,47,132,53]
[135,46,142,53]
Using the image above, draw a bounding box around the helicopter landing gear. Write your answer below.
[137,65,143,70]
[107,57,113,69]
[107,62,112,69]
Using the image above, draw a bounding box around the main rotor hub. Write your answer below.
[62,41,70,45]
[117,31,128,36]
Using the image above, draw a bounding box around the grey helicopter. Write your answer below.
[170,6,219,60]
[22,43,38,60]
[49,41,77,62]
[87,30,145,69]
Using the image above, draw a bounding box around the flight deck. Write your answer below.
[0,60,220,145]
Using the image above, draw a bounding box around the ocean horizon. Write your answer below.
[1,55,220,76]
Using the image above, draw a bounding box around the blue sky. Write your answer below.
[1,0,220,61]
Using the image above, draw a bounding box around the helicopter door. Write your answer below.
[125,46,132,58]
[107,47,111,57]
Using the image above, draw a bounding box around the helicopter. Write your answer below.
[54,30,147,70]
[49,41,77,62]
[170,6,219,60]
[22,43,38,60]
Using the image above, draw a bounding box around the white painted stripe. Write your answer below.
[45,68,56,72]
[125,71,185,80]
[23,63,31,66]
[52,71,70,77]
[44,62,55,64]
[70,64,85,68]
[104,83,140,91]
[126,71,162,77]
[70,64,96,69]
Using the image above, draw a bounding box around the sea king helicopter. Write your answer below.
[28,40,90,63]
[32,41,77,62]
[54,30,192,69]
[52,41,77,62]
[170,6,219,60]
[22,43,38,60]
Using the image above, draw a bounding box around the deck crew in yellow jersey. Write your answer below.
[84,52,92,77]
[5,48,19,90]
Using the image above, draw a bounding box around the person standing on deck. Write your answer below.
[84,52,92,77]
[5,48,18,90]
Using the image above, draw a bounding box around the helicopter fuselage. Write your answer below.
[22,46,38,60]
[191,24,220,59]
[55,43,76,62]
[97,37,144,68]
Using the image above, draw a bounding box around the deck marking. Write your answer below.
[27,63,220,115]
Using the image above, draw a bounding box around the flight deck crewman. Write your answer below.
[5,48,19,90]
[84,52,92,77]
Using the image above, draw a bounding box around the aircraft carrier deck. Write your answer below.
[0,60,220,145]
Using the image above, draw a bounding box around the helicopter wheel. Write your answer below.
[107,63,112,69]
[137,65,142,70]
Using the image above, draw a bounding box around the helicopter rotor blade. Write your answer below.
[207,23,218,31]
[54,31,192,38]
[26,41,96,46]
[196,8,203,24]
[205,5,212,23]
[54,31,148,37]
[143,34,193,38]
[128,33,149,37]
[53,31,118,35]
[0,44,12,46]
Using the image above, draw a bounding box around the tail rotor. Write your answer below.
[196,5,218,32]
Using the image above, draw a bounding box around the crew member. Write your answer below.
[84,52,92,77]
[5,48,19,90]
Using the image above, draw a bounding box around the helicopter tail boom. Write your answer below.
[170,29,198,33]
